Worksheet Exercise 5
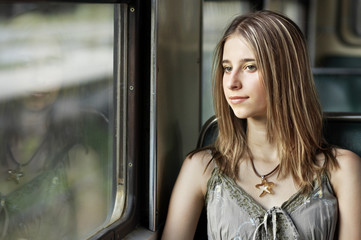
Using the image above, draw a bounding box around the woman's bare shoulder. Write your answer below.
[329,148,361,238]
[329,148,361,193]
[186,149,214,167]
[162,149,214,239]
[183,149,215,194]
[334,148,360,169]
[67,144,100,184]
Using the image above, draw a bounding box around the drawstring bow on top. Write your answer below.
[252,207,300,240]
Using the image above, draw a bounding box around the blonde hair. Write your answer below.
[212,10,337,193]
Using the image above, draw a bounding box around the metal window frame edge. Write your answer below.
[149,0,158,232]
[91,3,139,239]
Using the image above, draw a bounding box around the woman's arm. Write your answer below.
[67,144,106,238]
[330,149,361,240]
[162,151,213,240]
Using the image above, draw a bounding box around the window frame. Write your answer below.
[338,0,361,46]
[0,1,145,239]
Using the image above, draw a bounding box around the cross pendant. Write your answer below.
[8,168,24,184]
[255,177,275,197]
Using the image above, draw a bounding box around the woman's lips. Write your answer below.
[29,92,49,98]
[229,96,249,104]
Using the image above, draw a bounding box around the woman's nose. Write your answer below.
[226,71,242,90]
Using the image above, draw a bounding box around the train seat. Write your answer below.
[198,114,361,157]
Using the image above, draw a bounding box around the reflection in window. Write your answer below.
[0,4,115,239]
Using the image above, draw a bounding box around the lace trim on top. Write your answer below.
[206,166,333,217]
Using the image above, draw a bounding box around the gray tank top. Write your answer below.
[206,166,338,239]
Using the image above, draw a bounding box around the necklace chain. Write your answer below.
[6,135,48,184]
[250,157,280,179]
[7,139,46,167]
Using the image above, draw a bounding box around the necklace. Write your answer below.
[6,137,47,184]
[250,157,280,197]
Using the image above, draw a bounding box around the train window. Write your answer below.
[201,0,361,118]
[264,0,308,34]
[354,0,361,36]
[313,0,361,113]
[338,0,361,45]
[0,3,124,239]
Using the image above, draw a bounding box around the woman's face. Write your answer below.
[222,35,267,120]
[20,41,63,111]
[22,88,61,111]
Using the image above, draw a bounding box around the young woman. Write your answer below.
[0,37,108,240]
[162,11,361,239]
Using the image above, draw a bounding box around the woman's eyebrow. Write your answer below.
[222,58,256,64]
[242,58,256,62]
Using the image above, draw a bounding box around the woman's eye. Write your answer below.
[245,65,257,72]
[223,66,232,73]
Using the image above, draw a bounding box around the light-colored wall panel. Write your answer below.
[153,0,201,230]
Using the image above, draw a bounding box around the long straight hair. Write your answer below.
[212,10,338,193]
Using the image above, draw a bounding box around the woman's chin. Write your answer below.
[22,91,59,111]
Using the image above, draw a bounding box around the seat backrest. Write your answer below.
[324,114,361,156]
[198,114,361,157]
[197,115,218,148]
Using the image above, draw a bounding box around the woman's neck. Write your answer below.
[246,118,279,163]
[19,107,49,137]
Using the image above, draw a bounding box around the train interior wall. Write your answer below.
[155,0,202,233]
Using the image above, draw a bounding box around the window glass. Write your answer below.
[0,3,117,239]
[354,0,361,36]
[314,71,361,112]
[341,0,361,42]
[264,0,308,34]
